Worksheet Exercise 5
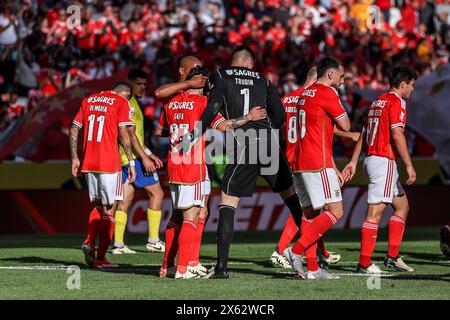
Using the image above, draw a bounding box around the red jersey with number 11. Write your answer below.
[364,91,407,160]
[295,83,348,172]
[73,90,132,173]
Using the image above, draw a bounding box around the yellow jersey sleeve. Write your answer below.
[120,97,145,166]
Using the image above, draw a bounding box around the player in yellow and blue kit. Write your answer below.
[113,69,166,254]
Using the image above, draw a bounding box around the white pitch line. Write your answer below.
[333,272,394,277]
[0,266,69,270]
[273,270,394,277]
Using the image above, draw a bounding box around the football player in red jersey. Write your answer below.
[271,66,360,273]
[343,66,417,273]
[158,66,267,279]
[282,57,351,280]
[70,82,136,269]
[155,56,211,277]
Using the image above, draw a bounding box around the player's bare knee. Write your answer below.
[325,202,344,219]
[118,198,132,212]
[366,212,383,223]
[394,195,409,219]
[199,208,209,220]
[146,185,164,207]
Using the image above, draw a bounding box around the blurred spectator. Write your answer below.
[0,0,448,160]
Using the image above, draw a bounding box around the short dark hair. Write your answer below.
[128,69,147,81]
[186,66,210,80]
[112,82,133,97]
[389,66,417,88]
[231,45,255,62]
[316,57,342,78]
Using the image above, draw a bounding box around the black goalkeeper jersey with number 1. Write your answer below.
[207,66,286,131]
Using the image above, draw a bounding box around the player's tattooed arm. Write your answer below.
[69,125,80,161]
[119,126,137,182]
[217,107,268,132]
[69,125,81,177]
[118,126,134,162]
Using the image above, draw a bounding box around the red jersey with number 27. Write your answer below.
[73,90,132,173]
[296,83,348,171]
[282,87,305,171]
[364,92,407,160]
[160,91,224,184]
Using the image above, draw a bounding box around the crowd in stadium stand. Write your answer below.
[1,0,448,160]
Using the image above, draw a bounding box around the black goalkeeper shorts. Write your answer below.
[221,134,293,198]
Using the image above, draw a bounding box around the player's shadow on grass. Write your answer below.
[389,273,450,283]
[227,267,300,279]
[344,248,448,266]
[96,264,162,277]
[0,256,90,268]
[199,254,276,269]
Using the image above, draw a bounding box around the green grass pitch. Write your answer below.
[0,228,448,300]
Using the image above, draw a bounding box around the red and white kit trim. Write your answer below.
[296,168,343,210]
[364,155,405,204]
[362,221,379,230]
[334,112,348,122]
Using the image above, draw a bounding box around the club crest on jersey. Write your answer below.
[129,108,134,119]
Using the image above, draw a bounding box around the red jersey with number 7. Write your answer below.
[295,83,348,172]
[363,91,407,160]
[160,91,224,184]
[72,90,132,173]
[282,87,305,171]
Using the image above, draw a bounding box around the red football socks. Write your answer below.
[177,220,197,274]
[292,211,338,255]
[388,214,406,258]
[97,215,115,260]
[276,214,299,254]
[189,217,206,265]
[359,220,379,268]
[301,217,319,272]
[85,207,102,245]
[162,219,181,269]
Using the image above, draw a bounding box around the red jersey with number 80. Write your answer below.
[73,90,132,173]
[282,87,305,171]
[295,83,348,171]
[160,91,224,184]
[364,91,407,160]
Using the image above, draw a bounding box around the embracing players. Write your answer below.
[158,65,267,279]
[343,66,417,273]
[70,83,136,268]
[180,46,305,279]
